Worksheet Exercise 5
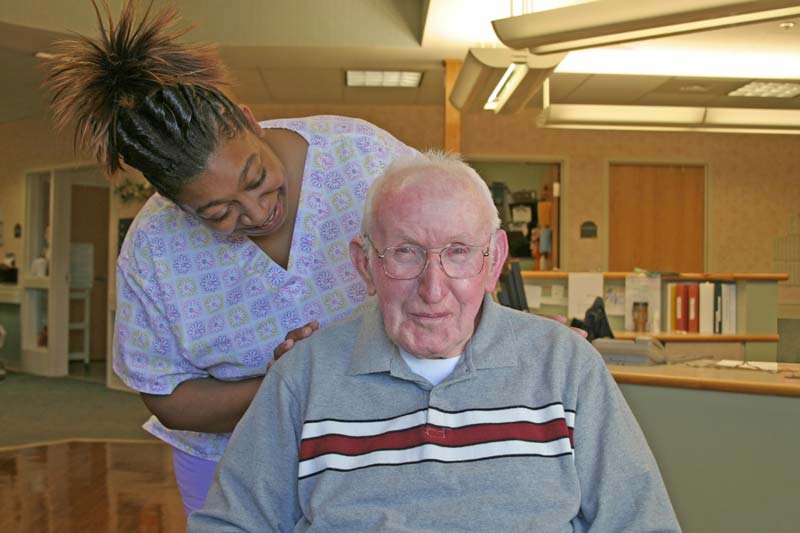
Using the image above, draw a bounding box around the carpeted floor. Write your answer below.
[0,371,155,448]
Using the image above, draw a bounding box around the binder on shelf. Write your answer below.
[713,282,723,334]
[674,283,688,332]
[721,283,737,334]
[698,281,715,334]
[686,283,699,333]
[664,283,677,332]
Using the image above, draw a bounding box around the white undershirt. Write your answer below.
[400,348,462,386]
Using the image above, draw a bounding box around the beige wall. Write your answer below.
[461,110,800,276]
[0,116,88,265]
[2,106,799,309]
[248,104,444,154]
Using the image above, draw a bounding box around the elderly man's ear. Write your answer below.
[350,236,377,296]
[486,229,510,291]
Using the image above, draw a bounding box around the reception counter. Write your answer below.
[610,359,800,397]
[611,360,799,533]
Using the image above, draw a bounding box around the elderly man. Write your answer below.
[189,152,680,531]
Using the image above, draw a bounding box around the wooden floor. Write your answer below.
[0,440,186,532]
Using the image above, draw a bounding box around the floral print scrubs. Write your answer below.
[113,115,416,459]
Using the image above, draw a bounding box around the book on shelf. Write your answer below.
[721,283,737,334]
[713,282,723,334]
[698,281,715,334]
[675,283,688,332]
[664,283,677,332]
[686,283,699,333]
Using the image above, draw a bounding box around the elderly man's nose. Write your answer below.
[417,256,448,300]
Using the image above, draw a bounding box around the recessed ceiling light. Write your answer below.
[679,84,710,93]
[346,71,422,88]
[34,51,55,59]
[729,81,800,98]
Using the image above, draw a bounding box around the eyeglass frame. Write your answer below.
[363,234,493,280]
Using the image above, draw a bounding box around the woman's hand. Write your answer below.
[542,314,589,338]
[270,320,320,368]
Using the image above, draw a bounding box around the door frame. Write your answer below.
[21,162,108,376]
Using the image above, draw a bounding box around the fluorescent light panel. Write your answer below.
[556,48,800,79]
[484,63,529,111]
[346,71,421,88]
[449,48,565,114]
[542,103,800,133]
[493,0,800,54]
[729,82,800,98]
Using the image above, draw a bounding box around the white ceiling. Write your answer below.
[0,0,798,125]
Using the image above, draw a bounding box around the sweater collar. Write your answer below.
[349,293,519,376]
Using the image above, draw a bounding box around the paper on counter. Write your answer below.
[568,273,604,320]
[716,359,778,372]
[524,285,542,309]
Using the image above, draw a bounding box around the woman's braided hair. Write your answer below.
[45,0,254,200]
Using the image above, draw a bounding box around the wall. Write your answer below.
[2,106,799,319]
[0,116,88,267]
[248,104,443,153]
[461,109,800,277]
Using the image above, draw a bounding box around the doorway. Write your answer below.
[468,160,562,271]
[69,181,110,383]
[20,165,109,379]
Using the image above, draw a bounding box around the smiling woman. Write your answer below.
[43,0,417,515]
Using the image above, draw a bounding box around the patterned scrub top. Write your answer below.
[113,115,417,459]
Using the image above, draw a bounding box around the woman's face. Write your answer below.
[176,129,289,238]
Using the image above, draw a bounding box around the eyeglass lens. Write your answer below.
[383,244,485,279]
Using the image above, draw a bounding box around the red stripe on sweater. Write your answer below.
[300,420,571,460]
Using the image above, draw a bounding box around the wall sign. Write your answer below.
[580,221,598,239]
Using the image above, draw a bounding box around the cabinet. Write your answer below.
[521,271,787,362]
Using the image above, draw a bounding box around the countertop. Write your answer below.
[609,359,800,397]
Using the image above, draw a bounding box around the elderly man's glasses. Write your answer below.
[365,235,491,280]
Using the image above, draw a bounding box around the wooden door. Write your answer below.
[609,164,704,273]
[70,184,110,361]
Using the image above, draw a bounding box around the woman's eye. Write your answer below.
[245,170,266,191]
[205,210,231,223]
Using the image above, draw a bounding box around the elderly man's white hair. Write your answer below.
[361,150,501,236]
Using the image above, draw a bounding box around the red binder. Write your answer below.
[686,283,699,333]
[675,284,688,332]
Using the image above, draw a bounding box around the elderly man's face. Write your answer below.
[351,170,508,359]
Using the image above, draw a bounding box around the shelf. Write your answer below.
[22,276,49,289]
[0,284,22,304]
[521,271,789,282]
[614,332,779,343]
[22,345,48,354]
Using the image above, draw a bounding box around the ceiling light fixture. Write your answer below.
[483,63,529,111]
[449,48,565,114]
[555,46,800,79]
[729,81,800,98]
[492,0,800,54]
[34,52,55,60]
[345,71,422,88]
[537,81,800,134]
